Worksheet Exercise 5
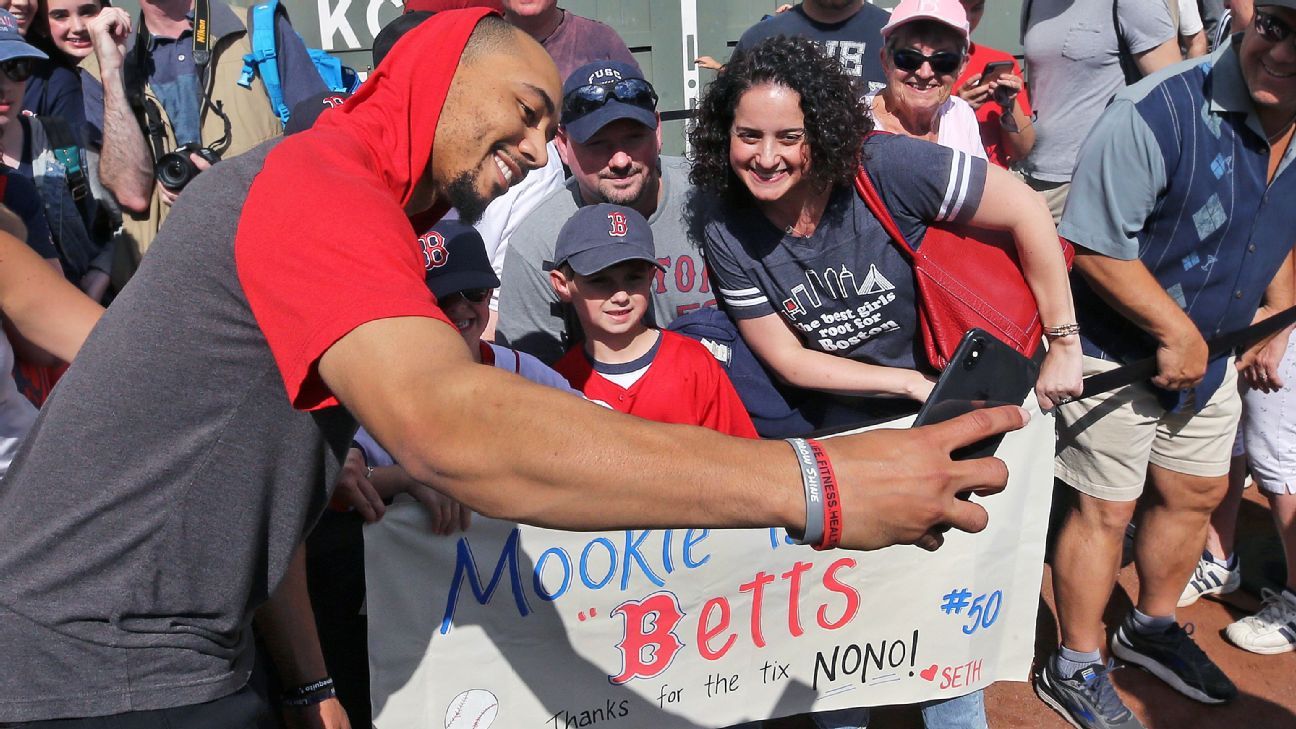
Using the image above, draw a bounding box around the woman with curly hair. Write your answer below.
[689,34,1082,428]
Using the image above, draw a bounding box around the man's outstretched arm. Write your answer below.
[318,316,1026,552]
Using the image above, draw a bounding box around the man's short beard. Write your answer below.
[446,171,491,225]
[595,168,651,208]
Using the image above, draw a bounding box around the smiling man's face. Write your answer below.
[422,24,561,223]
[1241,6,1296,128]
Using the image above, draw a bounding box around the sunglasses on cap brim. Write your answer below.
[561,78,658,121]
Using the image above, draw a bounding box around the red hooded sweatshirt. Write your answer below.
[236,8,495,411]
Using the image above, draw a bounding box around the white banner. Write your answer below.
[366,408,1054,728]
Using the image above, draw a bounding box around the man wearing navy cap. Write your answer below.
[499,60,714,364]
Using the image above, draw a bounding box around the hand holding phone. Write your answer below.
[913,329,1038,461]
[979,60,1015,86]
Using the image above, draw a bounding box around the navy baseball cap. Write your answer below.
[422,220,500,300]
[284,91,350,134]
[553,204,664,276]
[0,10,47,62]
[561,61,658,144]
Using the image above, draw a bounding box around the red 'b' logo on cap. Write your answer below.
[419,231,449,270]
[607,212,629,237]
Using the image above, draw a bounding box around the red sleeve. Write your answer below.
[236,140,454,411]
[681,337,758,439]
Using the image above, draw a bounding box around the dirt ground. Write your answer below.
[768,485,1296,729]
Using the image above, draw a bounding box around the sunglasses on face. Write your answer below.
[0,58,34,84]
[561,78,658,121]
[440,288,491,306]
[1255,10,1296,45]
[891,48,963,75]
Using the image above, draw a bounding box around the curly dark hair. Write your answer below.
[688,35,872,204]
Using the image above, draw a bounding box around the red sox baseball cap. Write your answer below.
[553,204,664,276]
[561,61,658,144]
[422,220,500,299]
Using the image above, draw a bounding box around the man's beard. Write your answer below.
[446,171,491,225]
[596,170,648,208]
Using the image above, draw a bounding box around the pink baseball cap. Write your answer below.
[881,0,971,40]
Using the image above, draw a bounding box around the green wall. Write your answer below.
[110,1,1025,154]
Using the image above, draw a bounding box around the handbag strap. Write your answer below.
[852,144,918,260]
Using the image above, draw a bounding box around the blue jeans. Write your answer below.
[919,689,988,729]
[810,688,987,729]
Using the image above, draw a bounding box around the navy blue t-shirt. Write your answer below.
[23,59,87,142]
[2,171,56,260]
[733,3,890,94]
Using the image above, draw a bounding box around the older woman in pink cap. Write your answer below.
[867,0,987,159]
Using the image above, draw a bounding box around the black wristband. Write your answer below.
[785,438,824,547]
[281,686,336,708]
[281,677,335,708]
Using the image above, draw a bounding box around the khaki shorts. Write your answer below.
[1055,356,1241,502]
[1019,173,1070,226]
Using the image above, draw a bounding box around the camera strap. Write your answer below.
[192,0,212,76]
[129,0,229,162]
[127,21,169,166]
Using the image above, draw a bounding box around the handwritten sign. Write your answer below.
[365,406,1054,728]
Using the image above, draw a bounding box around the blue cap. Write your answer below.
[561,61,657,144]
[553,204,664,276]
[422,220,500,299]
[0,10,47,63]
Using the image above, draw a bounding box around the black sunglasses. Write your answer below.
[440,288,491,306]
[561,78,658,122]
[0,58,34,84]
[1255,10,1295,45]
[891,48,963,75]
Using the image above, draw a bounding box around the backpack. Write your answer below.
[239,0,360,125]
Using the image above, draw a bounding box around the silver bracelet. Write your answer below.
[1043,322,1081,338]
[785,438,824,547]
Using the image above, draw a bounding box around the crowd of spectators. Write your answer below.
[0,1,1293,729]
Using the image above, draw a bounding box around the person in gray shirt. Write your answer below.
[1020,0,1181,222]
[498,60,714,363]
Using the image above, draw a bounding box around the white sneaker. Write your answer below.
[1178,552,1240,607]
[1225,588,1296,655]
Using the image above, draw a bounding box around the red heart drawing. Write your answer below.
[920,664,939,682]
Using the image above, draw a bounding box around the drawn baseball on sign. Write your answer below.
[445,689,498,729]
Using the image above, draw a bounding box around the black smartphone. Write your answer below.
[979,60,1015,85]
[913,329,1038,461]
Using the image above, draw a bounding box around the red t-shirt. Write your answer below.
[954,43,1033,169]
[554,330,758,438]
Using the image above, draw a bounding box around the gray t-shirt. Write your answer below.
[0,140,356,721]
[1021,0,1176,181]
[497,156,715,364]
[705,135,985,370]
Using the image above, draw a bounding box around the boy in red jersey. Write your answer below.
[550,203,757,437]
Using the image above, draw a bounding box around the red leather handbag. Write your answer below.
[853,162,1074,370]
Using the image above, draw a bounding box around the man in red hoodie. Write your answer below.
[0,10,1026,728]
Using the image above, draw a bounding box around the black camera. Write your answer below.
[155,144,221,192]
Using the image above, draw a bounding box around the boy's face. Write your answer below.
[551,260,655,338]
[438,287,494,351]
